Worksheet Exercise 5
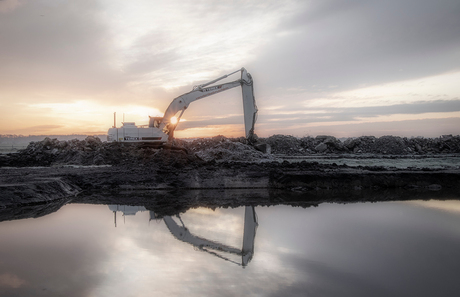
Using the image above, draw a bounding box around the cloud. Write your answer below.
[174,100,460,135]
[269,99,460,119]
[0,0,124,96]
[262,117,460,138]
[176,115,243,130]
[0,0,459,137]
[332,99,460,118]
[125,51,180,75]
[0,0,21,13]
[250,0,460,92]
[14,125,64,133]
[0,273,25,289]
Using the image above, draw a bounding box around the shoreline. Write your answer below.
[1,134,459,210]
[1,162,459,209]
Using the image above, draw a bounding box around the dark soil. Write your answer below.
[1,135,459,212]
[2,134,460,167]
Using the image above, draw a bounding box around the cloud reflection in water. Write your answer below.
[0,201,460,296]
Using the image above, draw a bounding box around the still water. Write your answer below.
[281,155,460,169]
[1,200,460,296]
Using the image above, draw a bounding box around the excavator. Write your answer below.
[109,204,258,267]
[158,206,258,267]
[107,68,257,145]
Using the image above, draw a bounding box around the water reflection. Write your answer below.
[109,204,258,267]
[1,200,460,296]
[109,205,147,227]
[0,198,69,223]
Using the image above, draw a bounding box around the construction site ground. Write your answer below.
[1,134,460,218]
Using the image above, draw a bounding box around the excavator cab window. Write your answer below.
[149,116,163,128]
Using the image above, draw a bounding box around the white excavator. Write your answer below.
[107,68,257,145]
[160,206,258,267]
[109,204,258,267]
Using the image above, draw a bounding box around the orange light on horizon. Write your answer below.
[174,124,245,139]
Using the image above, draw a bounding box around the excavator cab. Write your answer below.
[149,116,163,128]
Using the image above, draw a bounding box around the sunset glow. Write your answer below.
[1,0,459,138]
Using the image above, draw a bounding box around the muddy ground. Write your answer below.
[2,134,460,166]
[1,134,460,218]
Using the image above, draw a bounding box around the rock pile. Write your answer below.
[266,134,460,155]
[2,136,106,166]
[1,134,459,167]
[0,135,267,167]
[0,136,190,167]
[177,136,271,162]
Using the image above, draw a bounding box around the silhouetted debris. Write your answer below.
[180,135,270,162]
[0,135,271,167]
[266,134,460,155]
[2,134,460,208]
[1,134,460,168]
[0,136,202,167]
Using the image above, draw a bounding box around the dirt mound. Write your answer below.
[180,135,271,162]
[2,136,105,166]
[1,134,459,168]
[0,136,201,167]
[266,134,460,155]
[0,135,268,167]
[342,135,460,155]
[265,135,348,154]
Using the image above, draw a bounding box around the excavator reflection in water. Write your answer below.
[108,205,258,267]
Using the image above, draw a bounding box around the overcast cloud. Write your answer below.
[0,0,459,137]
[252,0,460,90]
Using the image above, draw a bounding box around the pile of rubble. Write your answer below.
[265,134,460,155]
[176,136,271,162]
[0,135,269,167]
[0,136,104,166]
[1,134,459,167]
[0,137,181,167]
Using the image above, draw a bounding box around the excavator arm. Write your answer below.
[157,68,257,142]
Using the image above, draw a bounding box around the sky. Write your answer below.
[1,0,459,138]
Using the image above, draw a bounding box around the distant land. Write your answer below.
[2,133,458,148]
[0,134,107,147]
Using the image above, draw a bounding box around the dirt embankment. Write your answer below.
[1,134,460,210]
[1,134,460,167]
[265,134,460,155]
